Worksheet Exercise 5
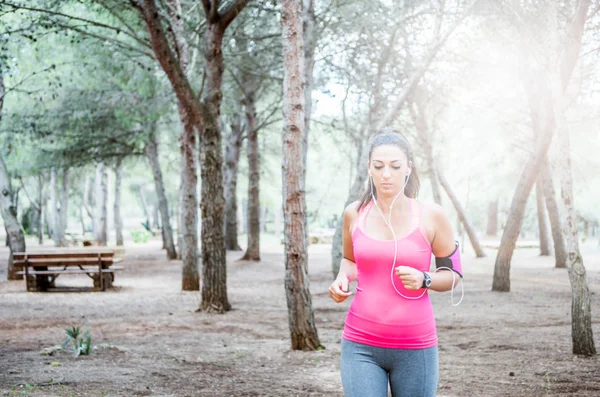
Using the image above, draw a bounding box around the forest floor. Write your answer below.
[1,235,599,397]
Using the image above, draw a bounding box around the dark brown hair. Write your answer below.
[357,130,420,211]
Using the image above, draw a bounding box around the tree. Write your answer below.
[409,87,486,257]
[223,113,244,251]
[552,0,596,357]
[0,66,25,279]
[492,0,591,292]
[330,0,479,277]
[145,119,177,259]
[540,159,567,268]
[93,161,108,245]
[535,180,551,255]
[240,86,261,261]
[113,158,124,246]
[281,0,321,351]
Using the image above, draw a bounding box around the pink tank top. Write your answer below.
[342,198,437,349]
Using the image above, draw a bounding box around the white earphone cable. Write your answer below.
[370,173,464,305]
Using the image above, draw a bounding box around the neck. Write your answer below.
[374,192,410,213]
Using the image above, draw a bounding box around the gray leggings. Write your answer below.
[340,338,439,397]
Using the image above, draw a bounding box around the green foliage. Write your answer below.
[61,325,91,357]
[131,229,152,244]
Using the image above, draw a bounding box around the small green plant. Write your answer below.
[8,383,37,396]
[62,326,91,357]
[131,229,152,243]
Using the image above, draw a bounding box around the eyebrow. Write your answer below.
[373,159,402,163]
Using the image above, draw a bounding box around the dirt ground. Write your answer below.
[1,236,599,397]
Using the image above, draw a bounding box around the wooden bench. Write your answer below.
[13,248,125,292]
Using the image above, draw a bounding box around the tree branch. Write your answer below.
[19,176,40,211]
[137,0,203,126]
[0,1,146,47]
[219,0,252,29]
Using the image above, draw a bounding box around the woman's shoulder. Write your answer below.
[415,200,449,224]
[417,200,444,214]
[344,200,361,218]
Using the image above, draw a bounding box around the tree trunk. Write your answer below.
[410,95,485,257]
[303,0,316,247]
[83,175,94,233]
[199,24,230,313]
[281,0,321,350]
[145,124,177,259]
[554,0,595,357]
[492,126,554,291]
[59,168,69,246]
[79,202,86,236]
[139,0,198,288]
[535,180,551,255]
[94,162,108,245]
[437,170,486,257]
[557,119,596,356]
[541,159,567,268]
[241,91,260,261]
[223,114,243,251]
[0,154,25,280]
[138,0,249,293]
[114,159,124,246]
[44,198,52,240]
[492,0,590,293]
[330,142,368,278]
[50,168,61,246]
[37,175,44,244]
[430,174,443,206]
[137,186,151,228]
[180,112,199,290]
[486,199,498,236]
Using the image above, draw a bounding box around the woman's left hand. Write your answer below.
[395,266,425,290]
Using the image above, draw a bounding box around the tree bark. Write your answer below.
[486,199,498,236]
[197,0,252,312]
[114,159,124,246]
[540,159,567,268]
[281,0,321,350]
[535,180,551,255]
[59,168,69,246]
[199,23,230,313]
[557,120,596,356]
[94,162,108,245]
[0,154,25,280]
[241,90,260,261]
[145,122,177,259]
[180,114,199,290]
[303,0,316,202]
[224,114,243,251]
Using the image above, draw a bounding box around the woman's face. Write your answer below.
[368,144,410,196]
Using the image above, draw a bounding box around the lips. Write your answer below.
[381,183,393,188]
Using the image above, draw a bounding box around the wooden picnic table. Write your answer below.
[13,248,125,292]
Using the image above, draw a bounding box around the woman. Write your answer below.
[328,131,463,397]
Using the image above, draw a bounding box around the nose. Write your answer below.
[382,166,392,178]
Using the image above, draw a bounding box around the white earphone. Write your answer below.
[369,162,463,305]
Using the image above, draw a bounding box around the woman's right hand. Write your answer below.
[328,277,352,303]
